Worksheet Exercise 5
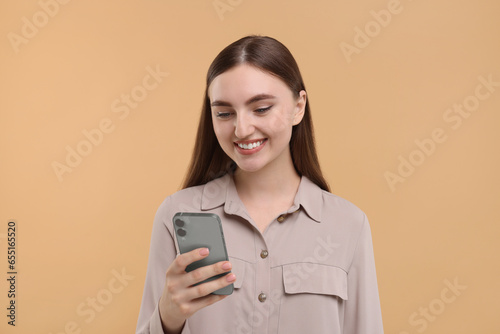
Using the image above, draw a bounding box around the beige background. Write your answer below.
[1,0,499,333]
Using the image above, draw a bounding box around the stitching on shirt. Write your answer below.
[228,255,254,264]
[272,262,348,274]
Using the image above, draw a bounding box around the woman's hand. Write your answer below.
[158,247,236,334]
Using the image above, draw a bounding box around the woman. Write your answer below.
[136,35,384,334]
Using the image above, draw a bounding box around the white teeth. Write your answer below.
[238,140,263,150]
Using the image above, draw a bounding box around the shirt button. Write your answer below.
[260,250,269,259]
[258,292,267,303]
[277,215,285,222]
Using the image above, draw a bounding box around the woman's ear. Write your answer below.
[292,90,307,126]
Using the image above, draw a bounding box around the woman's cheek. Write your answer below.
[213,122,227,139]
[269,112,291,133]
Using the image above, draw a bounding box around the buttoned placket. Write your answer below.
[224,198,273,333]
[252,216,273,333]
[250,208,301,333]
[218,175,308,333]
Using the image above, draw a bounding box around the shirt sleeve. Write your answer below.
[343,214,384,334]
[135,197,192,334]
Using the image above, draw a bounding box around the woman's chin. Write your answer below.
[234,162,265,174]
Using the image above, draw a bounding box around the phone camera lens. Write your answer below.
[175,219,185,227]
[177,228,186,237]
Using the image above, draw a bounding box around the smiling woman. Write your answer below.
[209,64,306,175]
[183,35,329,192]
[136,35,384,334]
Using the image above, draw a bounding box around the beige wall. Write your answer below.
[1,0,499,333]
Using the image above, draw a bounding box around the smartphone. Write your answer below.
[172,212,233,295]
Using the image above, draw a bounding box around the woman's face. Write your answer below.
[208,64,306,174]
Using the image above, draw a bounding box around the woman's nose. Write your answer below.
[234,113,254,139]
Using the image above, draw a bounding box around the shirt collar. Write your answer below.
[200,173,323,222]
[293,175,322,222]
[200,173,231,211]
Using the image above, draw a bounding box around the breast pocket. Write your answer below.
[278,263,347,333]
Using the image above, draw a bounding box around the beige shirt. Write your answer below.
[136,173,384,334]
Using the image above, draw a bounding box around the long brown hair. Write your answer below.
[182,35,330,192]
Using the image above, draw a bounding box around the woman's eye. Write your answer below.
[215,112,232,119]
[255,106,272,114]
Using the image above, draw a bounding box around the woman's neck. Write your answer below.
[233,158,301,203]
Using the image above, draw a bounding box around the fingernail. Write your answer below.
[226,274,236,282]
[199,248,209,256]
[222,262,232,270]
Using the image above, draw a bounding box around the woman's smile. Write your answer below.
[234,139,267,155]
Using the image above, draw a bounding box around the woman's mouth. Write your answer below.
[237,140,264,150]
[234,139,267,155]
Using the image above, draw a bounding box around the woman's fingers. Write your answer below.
[177,273,235,317]
[168,248,234,290]
[184,259,233,287]
[159,247,236,327]
[169,247,210,275]
[184,270,236,300]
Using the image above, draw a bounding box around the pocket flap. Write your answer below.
[282,263,348,300]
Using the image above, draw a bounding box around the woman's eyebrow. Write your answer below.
[211,94,276,107]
